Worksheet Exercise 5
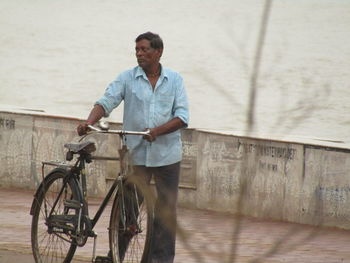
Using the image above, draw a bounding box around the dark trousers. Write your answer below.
[133,162,180,263]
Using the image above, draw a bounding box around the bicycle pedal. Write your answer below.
[64,199,82,209]
[93,256,112,263]
[88,230,97,237]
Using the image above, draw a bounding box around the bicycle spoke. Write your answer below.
[110,188,152,263]
[31,171,79,263]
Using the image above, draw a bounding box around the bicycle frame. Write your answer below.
[30,124,153,263]
[36,126,149,232]
[86,126,150,229]
[37,149,120,232]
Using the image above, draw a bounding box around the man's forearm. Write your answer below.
[86,104,105,125]
[152,117,186,137]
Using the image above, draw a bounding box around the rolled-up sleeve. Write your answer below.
[95,77,125,117]
[173,75,189,127]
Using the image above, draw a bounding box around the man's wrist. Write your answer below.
[86,120,94,126]
[151,127,160,138]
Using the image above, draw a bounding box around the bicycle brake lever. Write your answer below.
[87,125,101,132]
[144,129,151,136]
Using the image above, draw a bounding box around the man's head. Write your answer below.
[135,32,163,70]
[135,32,163,50]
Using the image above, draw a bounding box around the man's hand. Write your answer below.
[143,128,158,142]
[77,123,91,136]
[77,105,105,136]
[142,118,186,142]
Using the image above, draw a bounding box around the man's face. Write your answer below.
[135,39,162,69]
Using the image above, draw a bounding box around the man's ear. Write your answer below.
[158,48,163,58]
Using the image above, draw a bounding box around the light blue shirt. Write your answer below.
[96,65,189,167]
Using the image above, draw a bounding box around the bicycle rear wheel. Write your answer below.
[109,179,154,263]
[31,169,80,263]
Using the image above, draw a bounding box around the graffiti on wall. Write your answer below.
[179,130,197,189]
[0,117,16,130]
[0,115,31,187]
[199,133,303,212]
[202,135,298,175]
[316,186,348,203]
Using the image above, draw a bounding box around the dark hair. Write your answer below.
[135,32,163,50]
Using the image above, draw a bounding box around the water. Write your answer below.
[1,0,349,146]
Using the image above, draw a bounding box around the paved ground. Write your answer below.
[1,187,350,263]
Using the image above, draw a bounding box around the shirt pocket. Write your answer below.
[157,95,174,116]
[154,95,174,126]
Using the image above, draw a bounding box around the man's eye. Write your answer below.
[136,47,151,53]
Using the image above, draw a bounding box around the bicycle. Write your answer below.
[30,122,154,263]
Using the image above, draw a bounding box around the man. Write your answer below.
[77,32,189,263]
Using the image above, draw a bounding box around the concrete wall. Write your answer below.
[0,111,119,196]
[1,111,350,229]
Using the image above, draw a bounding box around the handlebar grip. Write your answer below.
[87,125,151,136]
[87,125,101,132]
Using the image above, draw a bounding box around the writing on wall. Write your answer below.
[202,140,240,163]
[0,117,15,130]
[182,141,198,160]
[316,186,349,203]
[238,142,297,160]
[179,130,198,189]
[259,160,278,172]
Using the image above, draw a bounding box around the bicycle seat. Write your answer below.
[64,141,96,154]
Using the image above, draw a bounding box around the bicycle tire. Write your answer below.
[109,178,154,263]
[31,168,81,263]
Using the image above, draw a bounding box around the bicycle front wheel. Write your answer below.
[109,178,154,263]
[31,169,80,263]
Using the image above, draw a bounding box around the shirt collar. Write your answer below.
[135,64,168,80]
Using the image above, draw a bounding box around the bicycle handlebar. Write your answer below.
[87,125,151,136]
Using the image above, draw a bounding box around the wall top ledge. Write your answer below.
[193,129,350,152]
[1,108,349,152]
[0,107,81,121]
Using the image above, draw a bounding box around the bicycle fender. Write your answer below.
[30,167,70,216]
